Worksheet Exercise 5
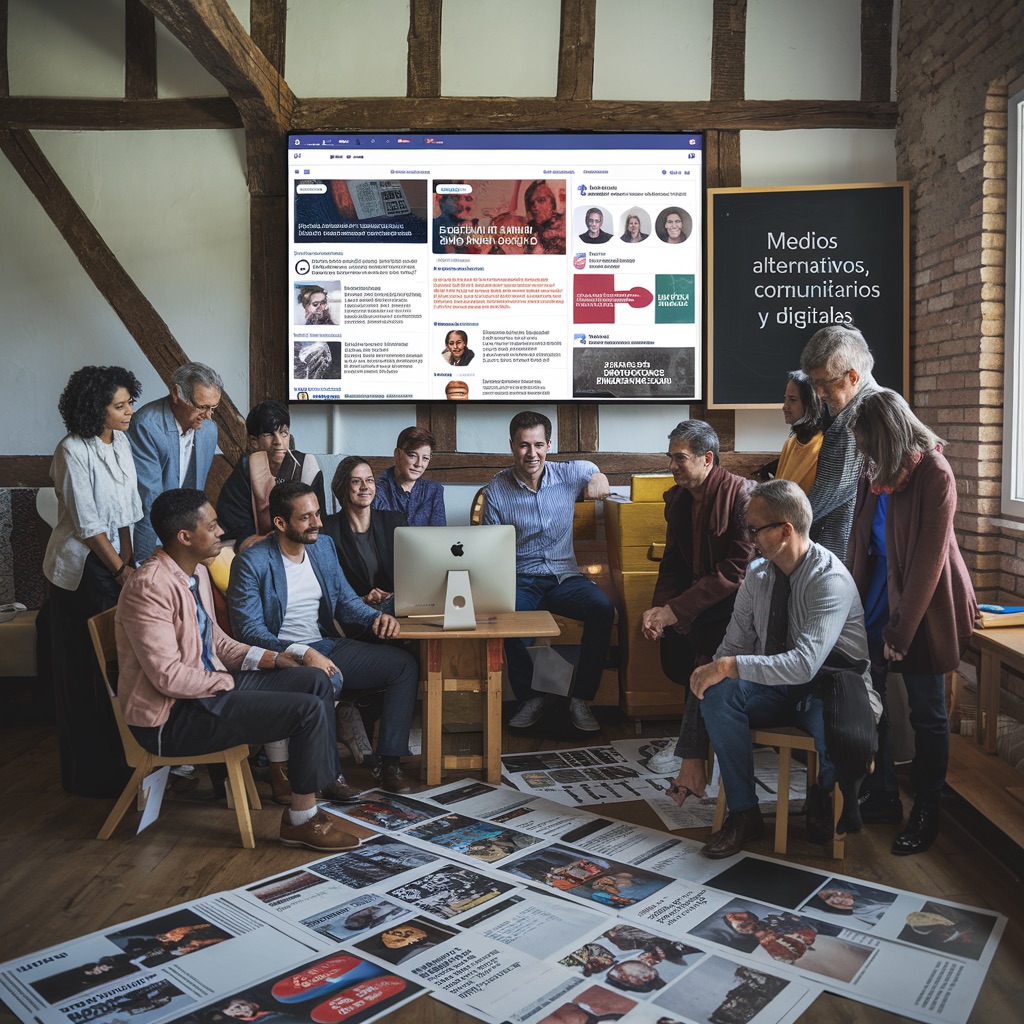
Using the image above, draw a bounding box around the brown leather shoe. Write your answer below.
[268,761,292,806]
[701,806,765,859]
[320,775,363,803]
[373,760,413,794]
[279,809,360,851]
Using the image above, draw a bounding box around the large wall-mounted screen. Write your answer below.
[287,132,703,403]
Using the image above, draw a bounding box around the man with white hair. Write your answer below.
[799,324,881,559]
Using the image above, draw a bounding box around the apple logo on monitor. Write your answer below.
[451,542,464,557]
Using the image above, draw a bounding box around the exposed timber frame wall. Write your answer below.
[0,0,896,489]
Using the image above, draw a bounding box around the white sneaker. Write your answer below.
[509,696,549,728]
[647,749,683,775]
[569,698,600,732]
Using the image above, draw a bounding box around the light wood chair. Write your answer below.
[87,608,262,848]
[712,725,845,860]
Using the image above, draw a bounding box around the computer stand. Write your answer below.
[443,570,476,630]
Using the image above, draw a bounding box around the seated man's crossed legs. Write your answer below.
[133,666,361,852]
[698,679,834,859]
[505,574,614,732]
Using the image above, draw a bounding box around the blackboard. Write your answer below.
[707,183,908,408]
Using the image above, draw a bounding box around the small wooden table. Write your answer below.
[972,627,1024,753]
[398,611,560,785]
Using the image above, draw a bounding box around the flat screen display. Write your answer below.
[287,132,704,403]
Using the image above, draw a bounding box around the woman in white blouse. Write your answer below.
[43,365,144,797]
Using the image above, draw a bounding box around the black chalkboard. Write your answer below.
[707,183,908,408]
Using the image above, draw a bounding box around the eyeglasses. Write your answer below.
[747,521,786,538]
[810,369,851,390]
[664,451,695,465]
[187,397,219,414]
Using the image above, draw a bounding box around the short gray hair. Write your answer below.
[799,324,874,380]
[668,420,720,464]
[749,479,812,537]
[171,362,223,405]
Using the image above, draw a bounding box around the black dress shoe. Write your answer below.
[804,784,833,844]
[859,790,904,825]
[701,806,765,859]
[320,775,363,802]
[892,805,939,856]
[374,759,413,794]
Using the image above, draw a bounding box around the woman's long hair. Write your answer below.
[851,388,944,490]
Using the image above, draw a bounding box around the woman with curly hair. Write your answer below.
[43,364,144,796]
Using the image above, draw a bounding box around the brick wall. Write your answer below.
[895,0,1024,601]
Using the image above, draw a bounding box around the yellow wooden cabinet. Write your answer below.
[604,475,686,718]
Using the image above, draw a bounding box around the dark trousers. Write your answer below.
[50,553,130,798]
[505,574,615,702]
[865,660,948,809]
[130,667,338,794]
[310,636,418,757]
[659,607,733,686]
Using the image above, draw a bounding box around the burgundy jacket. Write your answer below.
[846,448,977,674]
[652,465,755,635]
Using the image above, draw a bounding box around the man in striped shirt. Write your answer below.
[667,479,881,859]
[483,411,613,732]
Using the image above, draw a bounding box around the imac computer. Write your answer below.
[393,525,517,630]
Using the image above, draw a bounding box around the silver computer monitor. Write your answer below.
[393,525,517,629]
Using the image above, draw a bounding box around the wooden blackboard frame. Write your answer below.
[706,182,909,409]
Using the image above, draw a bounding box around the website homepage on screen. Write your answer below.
[287,132,703,403]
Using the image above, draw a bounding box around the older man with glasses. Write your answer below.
[798,324,881,560]
[665,480,880,859]
[640,420,754,773]
[128,361,224,563]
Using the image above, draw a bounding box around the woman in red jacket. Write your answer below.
[847,390,977,855]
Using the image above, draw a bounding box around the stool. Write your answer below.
[712,725,845,860]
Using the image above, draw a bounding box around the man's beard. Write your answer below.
[305,308,335,325]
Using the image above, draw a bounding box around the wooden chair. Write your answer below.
[87,608,262,848]
[712,725,845,860]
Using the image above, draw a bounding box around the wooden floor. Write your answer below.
[1,698,1023,1024]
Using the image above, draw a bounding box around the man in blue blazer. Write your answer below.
[128,363,223,562]
[228,481,418,795]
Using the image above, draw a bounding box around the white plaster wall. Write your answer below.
[441,0,560,97]
[746,0,862,100]
[593,0,713,101]
[286,0,409,98]
[8,0,125,97]
[0,130,249,454]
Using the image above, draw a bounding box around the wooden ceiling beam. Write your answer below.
[710,0,746,101]
[556,0,597,101]
[125,0,158,100]
[250,0,287,77]
[407,0,442,98]
[0,127,247,463]
[140,0,294,132]
[0,96,241,129]
[861,0,894,102]
[294,97,896,131]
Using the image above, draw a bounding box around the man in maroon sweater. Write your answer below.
[642,420,755,767]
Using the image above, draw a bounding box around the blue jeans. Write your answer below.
[864,660,948,809]
[700,678,835,813]
[505,574,615,702]
[311,637,418,758]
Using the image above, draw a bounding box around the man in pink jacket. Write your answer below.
[115,488,360,852]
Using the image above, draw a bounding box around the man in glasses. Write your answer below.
[667,480,880,859]
[640,420,754,771]
[129,361,224,562]
[799,324,880,559]
[297,284,336,326]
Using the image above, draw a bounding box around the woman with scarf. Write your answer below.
[846,389,976,855]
